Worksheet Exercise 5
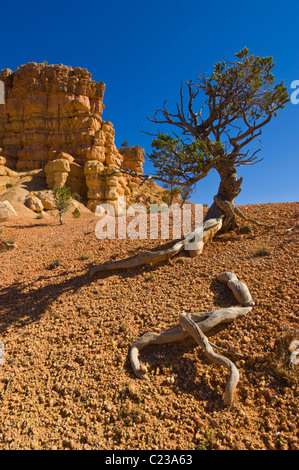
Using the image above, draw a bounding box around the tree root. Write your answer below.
[90,240,184,277]
[234,206,274,229]
[87,197,264,405]
[89,196,272,279]
[129,303,253,406]
[90,216,223,276]
[179,313,239,406]
[213,196,237,232]
[216,272,255,306]
[129,271,255,405]
[213,195,274,231]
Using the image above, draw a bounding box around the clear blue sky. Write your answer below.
[1,0,298,205]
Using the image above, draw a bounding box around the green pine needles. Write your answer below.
[147,48,289,194]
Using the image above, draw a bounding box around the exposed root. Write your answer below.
[179,313,239,406]
[87,194,263,405]
[216,272,255,306]
[89,197,272,279]
[213,196,237,232]
[234,206,274,229]
[90,216,223,277]
[129,304,253,403]
[90,240,184,277]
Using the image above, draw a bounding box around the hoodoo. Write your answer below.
[0,62,147,213]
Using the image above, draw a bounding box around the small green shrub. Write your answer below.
[239,223,253,234]
[6,183,13,189]
[80,253,91,261]
[72,208,81,219]
[161,194,169,204]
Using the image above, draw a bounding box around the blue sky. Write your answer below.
[1,0,298,205]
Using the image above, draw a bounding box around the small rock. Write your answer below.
[25,195,44,212]
[166,376,175,384]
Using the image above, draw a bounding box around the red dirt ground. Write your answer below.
[0,202,298,450]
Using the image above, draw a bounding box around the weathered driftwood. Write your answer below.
[179,313,239,406]
[89,216,223,277]
[129,306,253,392]
[216,272,255,306]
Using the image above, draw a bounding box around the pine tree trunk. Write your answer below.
[89,162,244,275]
[204,163,242,233]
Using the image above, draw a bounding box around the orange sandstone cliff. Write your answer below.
[0,63,146,212]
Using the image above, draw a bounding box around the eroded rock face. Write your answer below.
[33,190,56,210]
[118,145,145,174]
[0,63,105,171]
[0,63,145,212]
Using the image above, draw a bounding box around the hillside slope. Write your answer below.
[0,202,298,450]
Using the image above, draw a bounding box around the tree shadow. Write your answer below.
[0,267,126,334]
[3,222,55,230]
[0,234,193,335]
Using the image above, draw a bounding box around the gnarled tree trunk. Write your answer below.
[202,163,243,234]
[90,162,272,276]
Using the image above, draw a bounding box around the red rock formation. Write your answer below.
[0,63,147,212]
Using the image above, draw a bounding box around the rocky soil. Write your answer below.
[0,202,298,450]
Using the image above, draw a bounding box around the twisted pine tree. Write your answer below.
[147,47,289,232]
[90,48,289,275]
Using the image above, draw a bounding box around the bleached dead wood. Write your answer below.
[179,313,239,406]
[88,199,261,405]
[129,305,252,390]
[289,340,299,366]
[216,272,255,306]
[89,216,223,277]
